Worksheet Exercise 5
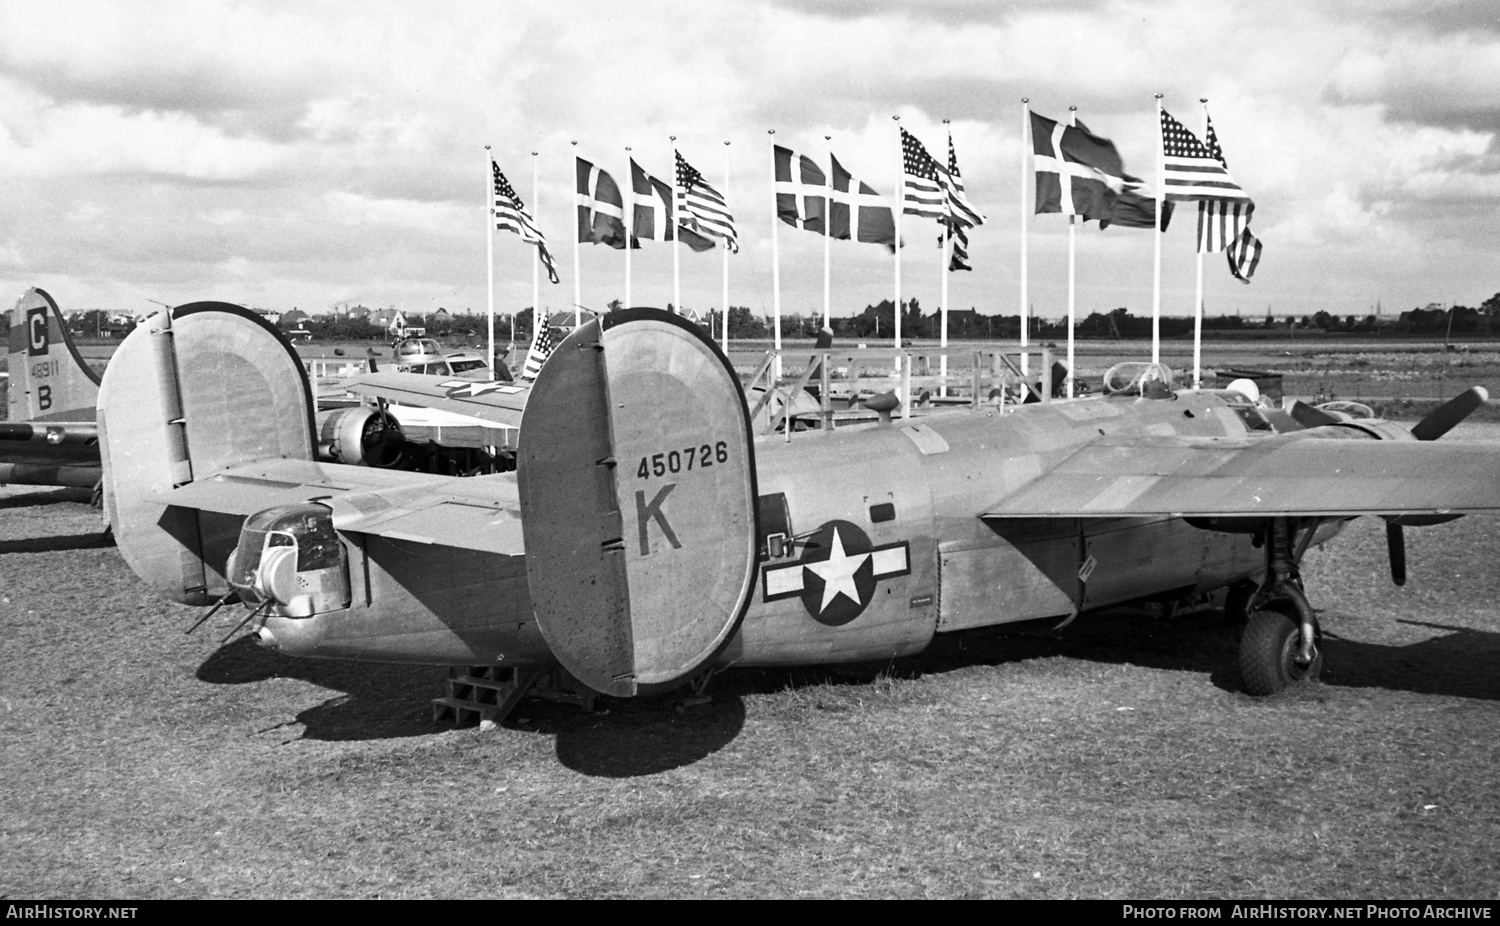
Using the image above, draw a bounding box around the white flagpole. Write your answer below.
[939,120,950,397]
[722,140,731,356]
[485,145,495,373]
[531,148,540,360]
[1019,99,1030,378]
[1066,106,1078,399]
[892,115,903,373]
[769,130,782,383]
[1152,93,1165,365]
[571,141,582,328]
[1193,97,1208,389]
[823,134,832,332]
[624,146,633,311]
[670,135,680,315]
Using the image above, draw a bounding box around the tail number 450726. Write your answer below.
[637,441,729,480]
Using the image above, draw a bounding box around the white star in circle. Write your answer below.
[804,527,870,614]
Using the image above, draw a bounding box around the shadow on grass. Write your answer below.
[194,636,747,769]
[197,636,447,741]
[714,606,1500,704]
[0,530,113,554]
[190,604,1499,761]
[0,487,92,509]
[1320,627,1500,701]
[521,696,747,777]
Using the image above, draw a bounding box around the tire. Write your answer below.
[1239,606,1322,696]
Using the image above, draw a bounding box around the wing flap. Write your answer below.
[152,458,524,555]
[983,434,1500,519]
[346,372,530,427]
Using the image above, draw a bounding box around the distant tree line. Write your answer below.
[66,291,1500,342]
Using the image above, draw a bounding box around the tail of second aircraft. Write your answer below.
[5,288,101,423]
[517,308,760,697]
[99,303,316,605]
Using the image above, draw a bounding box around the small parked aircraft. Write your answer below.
[100,305,1500,724]
[1,288,104,495]
[0,290,501,494]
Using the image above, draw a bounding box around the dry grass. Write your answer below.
[2,428,1498,899]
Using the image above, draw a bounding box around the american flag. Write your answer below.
[675,151,738,253]
[942,224,971,272]
[492,160,559,284]
[1160,109,1251,203]
[941,133,982,271]
[1196,117,1253,253]
[1191,113,1264,282]
[519,317,554,382]
[943,133,985,229]
[901,128,946,220]
[1226,226,1263,283]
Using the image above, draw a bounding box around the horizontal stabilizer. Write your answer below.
[156,459,524,555]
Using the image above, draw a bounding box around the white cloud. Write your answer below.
[0,0,1494,317]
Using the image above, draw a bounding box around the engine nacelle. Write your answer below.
[1324,418,1417,443]
[316,406,405,467]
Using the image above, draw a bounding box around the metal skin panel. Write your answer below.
[518,311,758,696]
[984,429,1500,518]
[728,425,938,666]
[258,536,547,665]
[938,525,1077,631]
[1080,517,1217,610]
[100,305,315,605]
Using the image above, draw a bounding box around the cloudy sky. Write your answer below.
[1,0,1497,324]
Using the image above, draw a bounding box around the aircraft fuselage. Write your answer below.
[256,388,1297,670]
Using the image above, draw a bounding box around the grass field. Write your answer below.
[2,424,1497,899]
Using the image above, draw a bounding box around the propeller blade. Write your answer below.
[1386,520,1407,587]
[1411,386,1488,441]
[1287,401,1343,429]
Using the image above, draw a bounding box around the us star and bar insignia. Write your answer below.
[438,380,525,399]
[762,520,910,626]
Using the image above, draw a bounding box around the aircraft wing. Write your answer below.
[345,372,531,427]
[982,432,1500,520]
[153,458,524,554]
[0,421,100,467]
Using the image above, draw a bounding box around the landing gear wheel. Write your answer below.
[1239,606,1322,696]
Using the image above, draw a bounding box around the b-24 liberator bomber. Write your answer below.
[99,304,1500,723]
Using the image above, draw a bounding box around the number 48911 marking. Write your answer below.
[638,441,729,479]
